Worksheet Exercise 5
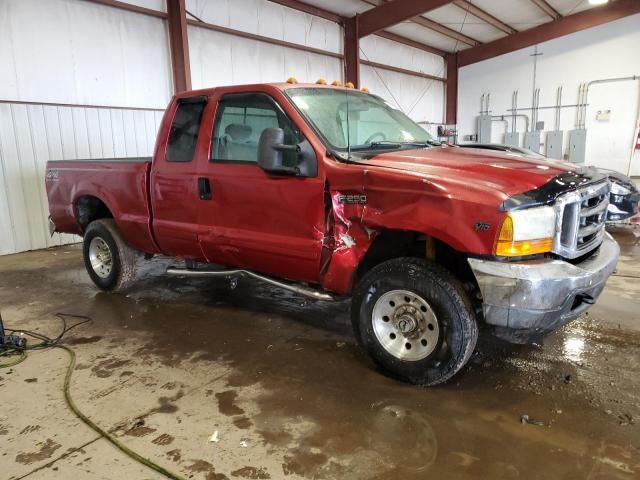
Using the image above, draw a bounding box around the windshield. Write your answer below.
[285,88,436,152]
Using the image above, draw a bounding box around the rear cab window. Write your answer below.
[166,96,207,162]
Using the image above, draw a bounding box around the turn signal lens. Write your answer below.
[498,215,513,241]
[495,214,553,257]
[496,238,553,256]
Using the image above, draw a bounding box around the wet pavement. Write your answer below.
[1,226,639,479]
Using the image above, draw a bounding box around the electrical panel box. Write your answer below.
[523,131,541,153]
[504,132,519,147]
[477,115,492,144]
[568,129,587,163]
[545,131,563,160]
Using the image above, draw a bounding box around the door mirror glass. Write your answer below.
[258,128,299,175]
[258,128,284,170]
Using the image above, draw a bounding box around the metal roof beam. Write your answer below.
[529,0,561,21]
[361,0,479,46]
[458,0,640,66]
[358,0,455,38]
[375,30,447,56]
[452,0,516,35]
[267,0,345,23]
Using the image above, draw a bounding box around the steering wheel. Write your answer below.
[364,132,386,144]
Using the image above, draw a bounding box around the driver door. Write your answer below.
[196,91,326,283]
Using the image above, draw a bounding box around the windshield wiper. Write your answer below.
[367,141,403,149]
[368,140,438,149]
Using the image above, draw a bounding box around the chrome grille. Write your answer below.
[553,181,610,259]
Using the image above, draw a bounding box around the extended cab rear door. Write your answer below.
[195,88,326,283]
[150,95,208,259]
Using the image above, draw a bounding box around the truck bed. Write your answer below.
[46,158,158,253]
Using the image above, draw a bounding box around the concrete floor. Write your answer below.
[1,226,639,480]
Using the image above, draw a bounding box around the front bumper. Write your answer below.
[468,233,619,342]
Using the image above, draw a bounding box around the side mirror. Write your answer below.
[257,128,300,175]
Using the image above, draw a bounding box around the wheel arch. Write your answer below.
[353,229,479,297]
[74,195,114,232]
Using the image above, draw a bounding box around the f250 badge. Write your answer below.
[45,169,59,182]
[338,194,367,204]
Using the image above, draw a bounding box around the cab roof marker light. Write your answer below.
[286,77,298,84]
[361,87,370,93]
[345,82,355,89]
[316,78,327,85]
[331,80,343,87]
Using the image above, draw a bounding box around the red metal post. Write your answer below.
[344,17,360,88]
[166,0,192,93]
[445,53,458,125]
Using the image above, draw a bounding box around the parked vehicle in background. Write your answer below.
[46,83,619,386]
[456,143,639,222]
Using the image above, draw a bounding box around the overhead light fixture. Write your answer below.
[589,0,609,5]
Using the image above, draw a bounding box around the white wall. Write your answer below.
[360,35,445,125]
[457,13,640,176]
[0,0,172,107]
[0,0,171,255]
[188,0,343,87]
[188,0,445,124]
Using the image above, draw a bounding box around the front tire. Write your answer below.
[83,219,139,292]
[351,258,478,386]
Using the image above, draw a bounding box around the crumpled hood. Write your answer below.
[354,146,576,197]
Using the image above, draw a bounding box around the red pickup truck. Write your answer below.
[46,82,619,385]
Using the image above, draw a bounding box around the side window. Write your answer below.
[211,93,302,163]
[166,98,206,162]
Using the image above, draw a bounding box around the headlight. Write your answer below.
[495,206,555,256]
[610,181,631,196]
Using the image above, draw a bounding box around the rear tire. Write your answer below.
[83,219,139,292]
[351,258,478,386]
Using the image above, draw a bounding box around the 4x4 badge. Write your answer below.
[474,222,491,232]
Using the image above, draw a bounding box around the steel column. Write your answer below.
[166,0,191,93]
[445,53,458,124]
[344,17,360,88]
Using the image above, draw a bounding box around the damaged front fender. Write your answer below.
[320,190,377,294]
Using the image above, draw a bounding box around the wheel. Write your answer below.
[83,219,139,292]
[351,258,478,386]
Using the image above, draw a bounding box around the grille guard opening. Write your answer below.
[553,180,610,260]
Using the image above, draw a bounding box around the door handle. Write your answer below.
[198,177,212,200]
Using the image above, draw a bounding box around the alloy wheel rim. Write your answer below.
[89,237,113,279]
[372,289,440,361]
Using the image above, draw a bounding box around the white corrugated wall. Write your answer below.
[0,0,171,255]
[360,35,445,126]
[0,0,445,256]
[187,0,344,87]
